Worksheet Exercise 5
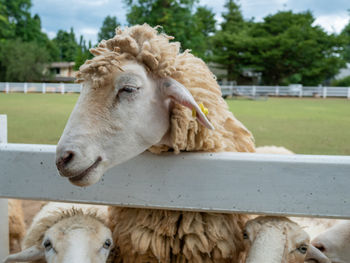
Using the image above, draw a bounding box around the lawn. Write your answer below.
[0,93,349,155]
[227,98,350,155]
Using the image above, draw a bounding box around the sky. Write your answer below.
[31,0,350,44]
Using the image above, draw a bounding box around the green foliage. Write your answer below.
[246,11,345,85]
[331,75,350,87]
[0,0,59,81]
[1,0,47,42]
[191,6,216,59]
[98,15,120,42]
[213,6,346,85]
[341,20,350,62]
[53,28,79,62]
[211,0,249,79]
[0,0,14,39]
[74,36,93,70]
[124,0,215,59]
[0,39,50,81]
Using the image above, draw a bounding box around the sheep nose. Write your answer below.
[56,151,75,175]
[313,241,326,253]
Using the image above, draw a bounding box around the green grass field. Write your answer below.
[0,93,349,155]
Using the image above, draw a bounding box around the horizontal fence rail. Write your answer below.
[1,143,350,218]
[1,114,350,259]
[1,82,350,98]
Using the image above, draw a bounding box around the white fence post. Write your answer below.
[0,115,9,259]
[42,83,46,94]
[323,87,327,99]
[61,83,65,94]
[299,86,303,97]
[24,83,28,94]
[347,88,350,99]
[5,83,9,94]
[252,85,256,97]
[275,86,279,96]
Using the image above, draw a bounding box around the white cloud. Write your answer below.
[76,0,110,6]
[77,27,99,43]
[314,13,349,33]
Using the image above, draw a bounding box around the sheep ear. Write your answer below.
[160,77,214,130]
[3,246,44,262]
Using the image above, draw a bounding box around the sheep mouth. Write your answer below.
[69,157,102,184]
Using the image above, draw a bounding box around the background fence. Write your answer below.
[1,114,350,258]
[220,85,350,99]
[1,82,350,98]
[0,82,82,94]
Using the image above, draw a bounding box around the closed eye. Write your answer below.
[120,85,139,93]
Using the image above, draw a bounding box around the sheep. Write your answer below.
[243,216,331,263]
[55,24,256,262]
[311,220,350,263]
[8,199,26,253]
[3,202,114,263]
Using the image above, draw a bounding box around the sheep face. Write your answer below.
[56,61,213,186]
[244,216,313,263]
[42,216,113,263]
[3,215,113,263]
[312,221,350,263]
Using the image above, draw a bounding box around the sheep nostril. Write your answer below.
[56,151,75,172]
[314,243,326,253]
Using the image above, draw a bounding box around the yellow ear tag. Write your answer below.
[199,103,209,116]
[193,103,209,118]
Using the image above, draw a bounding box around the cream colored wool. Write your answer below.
[108,208,247,263]
[76,24,256,262]
[8,199,26,253]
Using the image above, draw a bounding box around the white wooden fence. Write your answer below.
[1,114,350,259]
[220,85,350,99]
[1,82,350,98]
[0,82,82,94]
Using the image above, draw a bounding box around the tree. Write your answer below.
[0,0,47,42]
[0,39,50,81]
[98,15,120,42]
[74,35,93,70]
[340,19,350,62]
[0,0,14,39]
[53,28,79,62]
[191,6,216,59]
[0,0,58,80]
[246,11,346,85]
[124,0,215,59]
[211,0,249,80]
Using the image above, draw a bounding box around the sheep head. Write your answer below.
[55,24,254,186]
[244,216,330,263]
[56,61,213,186]
[3,212,113,263]
[312,221,350,263]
